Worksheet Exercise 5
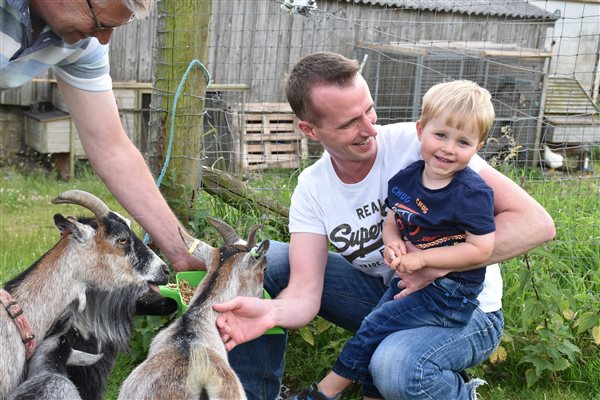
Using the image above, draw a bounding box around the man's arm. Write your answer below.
[396,164,555,297]
[57,79,203,271]
[214,232,328,349]
[478,164,555,263]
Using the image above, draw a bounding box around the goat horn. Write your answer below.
[207,217,244,245]
[52,190,110,218]
[246,224,262,248]
[178,227,215,265]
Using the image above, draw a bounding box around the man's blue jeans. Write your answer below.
[228,241,504,400]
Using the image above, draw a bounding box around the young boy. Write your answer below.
[291,80,497,400]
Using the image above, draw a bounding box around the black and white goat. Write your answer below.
[119,218,269,400]
[8,305,103,400]
[0,190,169,399]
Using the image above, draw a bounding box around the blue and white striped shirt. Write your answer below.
[1,0,111,91]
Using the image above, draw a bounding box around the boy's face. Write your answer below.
[416,114,484,180]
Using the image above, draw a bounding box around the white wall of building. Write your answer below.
[532,0,600,100]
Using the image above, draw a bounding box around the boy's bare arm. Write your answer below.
[395,231,495,273]
[382,210,407,266]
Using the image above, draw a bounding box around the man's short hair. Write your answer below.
[420,80,495,142]
[285,52,359,123]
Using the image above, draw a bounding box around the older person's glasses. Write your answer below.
[85,0,135,31]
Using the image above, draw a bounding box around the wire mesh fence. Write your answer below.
[145,5,599,382]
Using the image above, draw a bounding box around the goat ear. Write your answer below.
[250,239,270,259]
[54,213,71,233]
[53,214,95,243]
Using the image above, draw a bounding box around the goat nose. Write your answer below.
[161,264,169,276]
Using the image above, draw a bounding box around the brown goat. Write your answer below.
[1,190,169,399]
[118,217,269,400]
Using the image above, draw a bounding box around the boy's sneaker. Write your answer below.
[286,383,341,400]
[459,370,471,383]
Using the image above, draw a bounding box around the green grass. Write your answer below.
[1,162,599,399]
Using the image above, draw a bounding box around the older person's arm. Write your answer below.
[57,78,203,271]
[396,163,555,298]
[214,232,328,350]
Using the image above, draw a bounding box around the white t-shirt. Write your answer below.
[289,122,503,313]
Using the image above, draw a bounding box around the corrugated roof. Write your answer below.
[345,0,559,20]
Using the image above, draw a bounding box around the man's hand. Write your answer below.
[394,267,446,299]
[393,251,426,274]
[213,297,275,351]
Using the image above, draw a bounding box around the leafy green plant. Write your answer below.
[128,315,175,362]
[284,318,352,388]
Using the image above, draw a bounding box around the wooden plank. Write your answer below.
[547,125,600,144]
[242,103,293,113]
[246,143,299,153]
[546,115,599,125]
[244,134,300,142]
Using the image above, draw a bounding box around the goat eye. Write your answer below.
[117,238,128,246]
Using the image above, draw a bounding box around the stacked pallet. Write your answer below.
[231,103,308,171]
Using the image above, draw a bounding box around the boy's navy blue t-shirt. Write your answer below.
[386,160,495,284]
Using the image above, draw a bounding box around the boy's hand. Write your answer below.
[395,252,426,273]
[384,241,407,268]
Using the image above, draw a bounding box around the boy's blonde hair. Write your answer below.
[420,80,495,143]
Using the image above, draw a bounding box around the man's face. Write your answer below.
[298,75,379,170]
[34,0,134,45]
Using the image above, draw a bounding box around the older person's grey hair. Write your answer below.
[97,0,153,18]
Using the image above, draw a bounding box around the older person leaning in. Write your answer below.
[1,0,202,271]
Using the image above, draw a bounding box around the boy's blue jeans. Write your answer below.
[333,276,482,396]
[228,241,504,400]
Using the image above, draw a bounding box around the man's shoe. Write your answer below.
[287,383,341,400]
[459,370,471,383]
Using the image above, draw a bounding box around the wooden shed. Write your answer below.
[206,0,560,167]
[208,0,558,105]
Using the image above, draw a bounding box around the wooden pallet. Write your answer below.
[231,103,308,171]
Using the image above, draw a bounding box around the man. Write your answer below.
[215,52,555,399]
[1,0,201,271]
